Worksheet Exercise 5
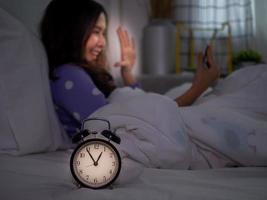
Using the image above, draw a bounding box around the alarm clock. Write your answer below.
[70,118,121,189]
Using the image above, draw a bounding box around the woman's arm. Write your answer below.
[114,26,138,86]
[175,46,220,106]
[52,65,108,122]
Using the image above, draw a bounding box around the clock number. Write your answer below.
[103,176,107,182]
[109,153,113,158]
[76,161,80,166]
[112,161,115,166]
[79,170,83,174]
[80,152,85,158]
[109,169,113,174]
[94,178,98,184]
[94,144,99,149]
[104,146,106,151]
[86,175,89,180]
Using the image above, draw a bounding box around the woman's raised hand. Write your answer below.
[175,45,220,106]
[114,26,137,86]
[192,45,220,94]
[114,26,136,72]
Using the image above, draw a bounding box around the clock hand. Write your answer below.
[95,152,103,165]
[86,147,96,164]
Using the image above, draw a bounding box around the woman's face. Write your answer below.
[84,12,107,62]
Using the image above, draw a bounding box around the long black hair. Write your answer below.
[40,0,116,97]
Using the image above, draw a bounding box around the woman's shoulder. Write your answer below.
[54,63,92,80]
[52,63,95,86]
[55,63,85,75]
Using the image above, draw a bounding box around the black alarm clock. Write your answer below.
[70,118,121,189]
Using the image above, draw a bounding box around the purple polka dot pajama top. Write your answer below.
[50,64,139,137]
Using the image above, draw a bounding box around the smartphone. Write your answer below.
[203,45,210,68]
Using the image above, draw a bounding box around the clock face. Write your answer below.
[70,139,121,189]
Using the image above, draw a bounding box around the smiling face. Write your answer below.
[83,12,107,63]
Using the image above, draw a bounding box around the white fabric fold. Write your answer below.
[83,87,192,183]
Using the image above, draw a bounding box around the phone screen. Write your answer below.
[203,46,209,68]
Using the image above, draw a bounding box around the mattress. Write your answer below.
[0,151,266,200]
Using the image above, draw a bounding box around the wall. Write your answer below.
[254,0,267,62]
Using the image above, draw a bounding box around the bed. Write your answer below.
[0,3,267,200]
[1,151,267,200]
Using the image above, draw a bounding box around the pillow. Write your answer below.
[0,7,70,155]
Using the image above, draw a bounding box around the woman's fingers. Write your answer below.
[206,45,220,78]
[115,26,136,70]
[207,45,215,67]
[114,61,131,69]
[117,26,131,48]
[116,27,124,49]
[123,29,130,47]
[197,52,204,69]
[117,26,127,49]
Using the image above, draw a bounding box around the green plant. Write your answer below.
[233,49,262,65]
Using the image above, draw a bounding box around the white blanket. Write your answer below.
[178,64,267,167]
[84,64,267,182]
[86,87,192,183]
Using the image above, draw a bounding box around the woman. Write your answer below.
[40,0,219,137]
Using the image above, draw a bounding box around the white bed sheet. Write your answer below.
[0,151,266,200]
